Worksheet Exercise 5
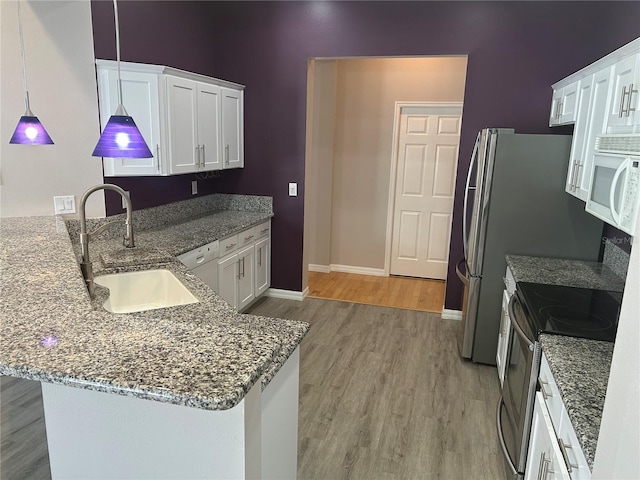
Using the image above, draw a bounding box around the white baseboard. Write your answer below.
[441,308,463,321]
[328,264,386,276]
[308,264,330,273]
[265,288,306,302]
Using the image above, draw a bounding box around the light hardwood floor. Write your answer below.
[308,271,446,313]
[1,297,506,479]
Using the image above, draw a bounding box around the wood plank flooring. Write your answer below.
[308,271,445,313]
[248,297,507,480]
[1,297,506,479]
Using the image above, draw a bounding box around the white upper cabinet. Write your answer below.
[96,60,244,177]
[97,68,164,176]
[549,81,579,126]
[607,53,640,131]
[551,38,640,201]
[222,87,244,169]
[166,76,223,174]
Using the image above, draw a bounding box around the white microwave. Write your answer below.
[586,150,640,236]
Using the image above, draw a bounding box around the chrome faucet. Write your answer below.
[79,184,135,295]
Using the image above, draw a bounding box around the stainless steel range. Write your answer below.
[497,282,622,479]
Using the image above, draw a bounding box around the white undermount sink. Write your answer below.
[95,269,199,314]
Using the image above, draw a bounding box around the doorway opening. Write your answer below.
[303,56,468,312]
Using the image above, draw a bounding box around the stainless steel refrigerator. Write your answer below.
[456,128,604,364]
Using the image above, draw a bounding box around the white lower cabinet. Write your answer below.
[217,220,271,311]
[529,353,592,480]
[526,393,571,480]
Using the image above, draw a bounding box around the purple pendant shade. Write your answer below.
[92,115,153,158]
[9,115,54,145]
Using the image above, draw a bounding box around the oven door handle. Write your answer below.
[508,294,534,350]
[496,395,518,478]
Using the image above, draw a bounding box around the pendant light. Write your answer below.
[92,0,152,158]
[9,0,53,145]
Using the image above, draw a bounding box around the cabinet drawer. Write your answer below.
[557,408,591,479]
[238,227,257,247]
[220,234,239,256]
[255,221,271,239]
[539,353,564,431]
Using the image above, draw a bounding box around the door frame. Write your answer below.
[384,101,464,276]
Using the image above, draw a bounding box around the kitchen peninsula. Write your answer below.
[0,194,309,479]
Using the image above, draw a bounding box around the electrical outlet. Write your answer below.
[192,180,198,195]
[289,182,298,196]
[53,195,76,215]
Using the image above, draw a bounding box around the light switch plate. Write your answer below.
[289,182,298,196]
[53,195,76,215]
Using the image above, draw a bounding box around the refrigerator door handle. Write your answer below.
[455,258,469,285]
[463,132,481,272]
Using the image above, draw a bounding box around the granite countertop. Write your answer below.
[505,254,625,291]
[539,334,614,471]
[0,213,308,411]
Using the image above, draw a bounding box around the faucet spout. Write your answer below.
[79,184,135,295]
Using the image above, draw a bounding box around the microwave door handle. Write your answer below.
[609,158,629,225]
[463,132,481,272]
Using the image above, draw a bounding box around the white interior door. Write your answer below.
[390,104,461,279]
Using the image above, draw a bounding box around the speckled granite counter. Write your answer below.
[506,254,625,291]
[539,334,614,471]
[0,212,308,411]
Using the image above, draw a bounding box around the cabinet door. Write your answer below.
[255,236,270,297]
[550,83,579,126]
[525,394,571,480]
[566,76,594,200]
[607,54,640,129]
[197,83,222,171]
[98,68,163,176]
[218,253,238,309]
[166,76,199,174]
[237,245,255,311]
[221,87,244,169]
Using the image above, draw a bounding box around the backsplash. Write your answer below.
[65,193,272,243]
[603,238,631,280]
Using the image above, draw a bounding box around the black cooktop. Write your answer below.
[516,282,623,342]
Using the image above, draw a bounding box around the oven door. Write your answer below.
[497,293,541,479]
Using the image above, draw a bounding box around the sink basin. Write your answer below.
[95,269,199,314]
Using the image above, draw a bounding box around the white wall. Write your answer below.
[1,0,105,218]
[593,216,640,478]
[321,56,467,270]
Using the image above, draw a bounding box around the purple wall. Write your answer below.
[91,1,640,302]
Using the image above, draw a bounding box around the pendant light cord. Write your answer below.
[16,0,31,112]
[113,0,124,109]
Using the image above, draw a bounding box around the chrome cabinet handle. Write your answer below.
[225,145,230,165]
[241,257,245,278]
[226,242,237,250]
[201,145,205,166]
[619,86,629,117]
[258,247,262,267]
[537,452,548,480]
[558,438,579,472]
[155,145,161,172]
[627,83,637,117]
[244,235,254,241]
[195,146,200,168]
[237,260,241,280]
[571,160,579,191]
[539,379,552,400]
